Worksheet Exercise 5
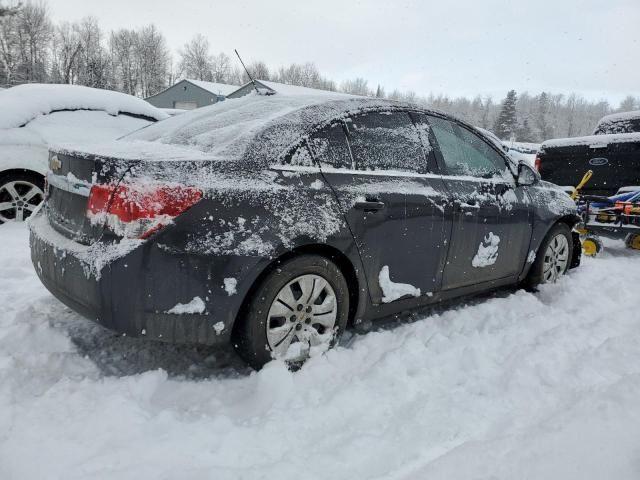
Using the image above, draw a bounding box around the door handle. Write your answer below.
[354,200,385,212]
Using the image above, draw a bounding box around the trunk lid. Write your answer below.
[45,151,135,244]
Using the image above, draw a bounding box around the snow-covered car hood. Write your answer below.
[0,83,168,129]
[0,110,153,147]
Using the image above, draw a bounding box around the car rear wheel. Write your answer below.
[525,223,574,288]
[0,172,45,224]
[234,254,349,370]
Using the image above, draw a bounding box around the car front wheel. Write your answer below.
[0,172,45,224]
[234,254,350,370]
[525,223,574,288]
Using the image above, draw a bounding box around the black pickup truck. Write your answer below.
[536,111,640,196]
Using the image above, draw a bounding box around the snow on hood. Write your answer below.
[540,132,640,150]
[0,110,153,147]
[0,84,168,129]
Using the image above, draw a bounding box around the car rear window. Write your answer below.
[308,122,353,169]
[346,111,427,173]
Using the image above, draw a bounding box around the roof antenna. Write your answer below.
[234,49,260,95]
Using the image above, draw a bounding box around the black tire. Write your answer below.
[525,222,574,289]
[233,254,350,370]
[0,171,45,224]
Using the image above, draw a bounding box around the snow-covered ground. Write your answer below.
[1,221,640,479]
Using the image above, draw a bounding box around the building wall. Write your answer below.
[145,80,223,109]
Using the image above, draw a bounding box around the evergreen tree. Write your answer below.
[494,90,518,139]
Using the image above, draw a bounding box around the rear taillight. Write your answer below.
[87,183,202,239]
[534,154,542,172]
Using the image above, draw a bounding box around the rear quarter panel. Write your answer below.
[137,165,370,331]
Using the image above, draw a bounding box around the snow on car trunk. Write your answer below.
[2,222,640,479]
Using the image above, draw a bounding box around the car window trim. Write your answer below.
[271,164,514,183]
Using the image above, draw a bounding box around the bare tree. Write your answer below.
[340,77,371,96]
[210,51,232,83]
[50,21,81,83]
[178,33,212,81]
[247,60,270,81]
[109,28,138,95]
[134,24,169,97]
[0,4,20,83]
[8,1,51,83]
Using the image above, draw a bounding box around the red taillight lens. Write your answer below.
[534,154,542,172]
[87,183,202,238]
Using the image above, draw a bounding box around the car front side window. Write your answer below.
[429,116,507,178]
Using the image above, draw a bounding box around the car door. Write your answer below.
[426,115,532,290]
[308,110,452,305]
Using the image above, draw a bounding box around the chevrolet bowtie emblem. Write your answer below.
[50,155,62,171]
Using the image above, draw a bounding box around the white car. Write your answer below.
[0,84,168,223]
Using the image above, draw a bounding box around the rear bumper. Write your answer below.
[29,212,259,345]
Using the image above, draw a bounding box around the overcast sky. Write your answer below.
[47,0,639,105]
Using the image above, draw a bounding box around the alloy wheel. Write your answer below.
[0,180,44,222]
[266,274,338,361]
[542,234,569,283]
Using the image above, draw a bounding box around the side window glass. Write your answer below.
[347,111,426,173]
[288,143,315,167]
[308,122,352,169]
[429,116,506,178]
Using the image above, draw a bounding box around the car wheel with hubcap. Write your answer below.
[234,254,349,370]
[525,223,574,288]
[0,173,45,224]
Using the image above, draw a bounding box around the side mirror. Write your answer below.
[516,162,539,187]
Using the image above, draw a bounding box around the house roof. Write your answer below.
[185,79,239,96]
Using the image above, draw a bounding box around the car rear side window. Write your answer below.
[346,111,426,173]
[428,116,506,178]
[308,122,353,169]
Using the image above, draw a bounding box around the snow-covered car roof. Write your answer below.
[593,110,640,135]
[58,93,450,167]
[595,110,640,126]
[0,84,168,130]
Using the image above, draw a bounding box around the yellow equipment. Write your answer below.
[571,169,593,201]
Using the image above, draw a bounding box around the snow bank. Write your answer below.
[2,224,640,479]
[0,83,168,129]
